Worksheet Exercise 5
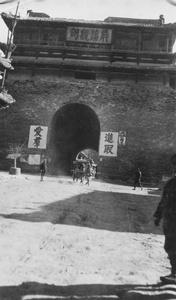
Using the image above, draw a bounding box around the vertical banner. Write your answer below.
[99,132,118,157]
[118,131,127,146]
[28,125,48,149]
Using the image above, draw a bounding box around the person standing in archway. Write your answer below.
[80,163,85,183]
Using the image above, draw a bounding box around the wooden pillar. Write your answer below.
[138,31,142,51]
[38,24,41,45]
[166,38,169,53]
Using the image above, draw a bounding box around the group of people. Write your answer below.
[39,159,93,186]
[72,161,93,186]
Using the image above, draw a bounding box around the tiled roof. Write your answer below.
[19,17,162,27]
[1,12,176,29]
[104,16,161,26]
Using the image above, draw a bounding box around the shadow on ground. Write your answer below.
[0,188,162,234]
[0,281,175,300]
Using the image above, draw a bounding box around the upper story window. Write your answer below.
[14,26,66,46]
[112,29,170,53]
[141,34,168,52]
[158,38,166,52]
[113,32,138,51]
[14,30,38,45]
[41,33,58,45]
[141,34,156,51]
[40,29,65,45]
[115,37,137,50]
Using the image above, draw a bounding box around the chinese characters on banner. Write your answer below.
[67,27,112,44]
[28,125,48,149]
[118,131,127,146]
[99,132,119,157]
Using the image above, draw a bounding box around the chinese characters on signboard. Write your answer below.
[67,27,112,44]
[99,132,119,157]
[28,125,48,149]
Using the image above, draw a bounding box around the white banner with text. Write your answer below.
[28,125,48,149]
[99,132,119,157]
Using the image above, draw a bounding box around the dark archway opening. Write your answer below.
[48,103,100,175]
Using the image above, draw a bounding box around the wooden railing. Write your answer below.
[12,44,176,65]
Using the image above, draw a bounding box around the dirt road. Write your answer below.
[0,172,174,299]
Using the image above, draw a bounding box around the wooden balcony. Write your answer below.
[12,44,176,65]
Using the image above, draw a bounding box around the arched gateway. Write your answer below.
[48,103,100,175]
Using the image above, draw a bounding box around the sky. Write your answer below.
[1,0,176,43]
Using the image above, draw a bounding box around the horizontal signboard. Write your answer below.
[67,27,112,44]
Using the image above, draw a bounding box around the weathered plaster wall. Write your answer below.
[0,77,176,183]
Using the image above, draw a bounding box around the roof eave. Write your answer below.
[2,12,176,31]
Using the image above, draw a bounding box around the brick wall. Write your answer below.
[0,77,176,184]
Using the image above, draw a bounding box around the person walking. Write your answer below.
[133,168,143,190]
[85,163,91,186]
[154,154,176,284]
[40,160,46,181]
